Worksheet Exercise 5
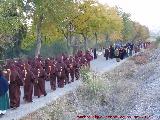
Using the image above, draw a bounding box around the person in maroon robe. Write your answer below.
[34,62,47,98]
[80,54,88,68]
[7,64,22,109]
[61,53,67,61]
[69,56,76,82]
[74,56,81,80]
[64,57,71,84]
[85,50,93,68]
[49,59,57,91]
[14,61,24,86]
[77,50,83,58]
[45,58,52,81]
[22,62,35,102]
[56,56,67,88]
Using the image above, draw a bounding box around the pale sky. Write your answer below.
[98,0,160,33]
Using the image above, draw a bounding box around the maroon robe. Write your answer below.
[45,58,52,81]
[64,58,71,84]
[34,66,47,98]
[23,65,35,102]
[50,61,57,90]
[80,56,88,67]
[74,57,81,80]
[85,51,93,68]
[56,60,67,88]
[8,67,22,108]
[15,65,24,86]
[69,57,76,82]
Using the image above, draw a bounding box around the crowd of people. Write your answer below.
[0,41,151,117]
[0,50,93,116]
[103,42,151,62]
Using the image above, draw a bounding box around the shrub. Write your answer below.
[80,68,107,96]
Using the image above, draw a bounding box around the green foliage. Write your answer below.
[0,0,24,35]
[40,39,70,58]
[21,32,36,51]
[120,12,134,41]
[80,68,107,96]
[0,0,150,58]
[0,0,25,58]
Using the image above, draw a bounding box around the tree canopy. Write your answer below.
[0,0,150,58]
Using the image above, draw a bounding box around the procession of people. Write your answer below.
[104,42,151,62]
[0,41,151,117]
[0,50,93,116]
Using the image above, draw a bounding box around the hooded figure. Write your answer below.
[0,71,9,96]
[93,48,97,59]
[114,48,120,62]
[0,69,9,116]
[34,62,47,98]
[23,62,35,102]
[6,64,22,109]
[56,56,67,88]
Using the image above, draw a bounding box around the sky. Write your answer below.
[98,0,160,33]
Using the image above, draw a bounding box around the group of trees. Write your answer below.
[0,0,150,59]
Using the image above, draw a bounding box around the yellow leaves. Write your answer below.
[109,31,123,41]
[21,32,35,50]
[132,22,150,41]
[41,21,61,39]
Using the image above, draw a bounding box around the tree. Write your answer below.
[0,0,25,58]
[22,0,79,56]
[120,12,134,41]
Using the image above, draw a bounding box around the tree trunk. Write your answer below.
[72,36,79,55]
[35,16,43,57]
[35,26,41,58]
[82,33,87,51]
[95,32,98,49]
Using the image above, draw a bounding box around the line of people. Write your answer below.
[0,50,93,116]
[103,42,151,62]
[0,41,151,116]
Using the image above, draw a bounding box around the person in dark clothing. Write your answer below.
[104,48,109,60]
[93,48,97,59]
[0,69,9,116]
[119,48,124,60]
[109,45,114,59]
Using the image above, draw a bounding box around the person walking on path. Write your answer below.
[114,48,120,62]
[93,48,97,59]
[0,68,9,117]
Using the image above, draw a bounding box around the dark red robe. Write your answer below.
[64,58,71,84]
[69,57,76,82]
[34,66,47,98]
[50,61,57,90]
[23,66,35,102]
[8,68,22,108]
[74,57,81,80]
[85,51,93,68]
[56,61,67,88]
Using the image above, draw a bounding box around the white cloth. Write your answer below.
[2,110,6,114]
[0,110,6,114]
[97,51,103,56]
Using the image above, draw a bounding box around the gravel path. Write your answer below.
[128,61,160,119]
[0,55,127,120]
